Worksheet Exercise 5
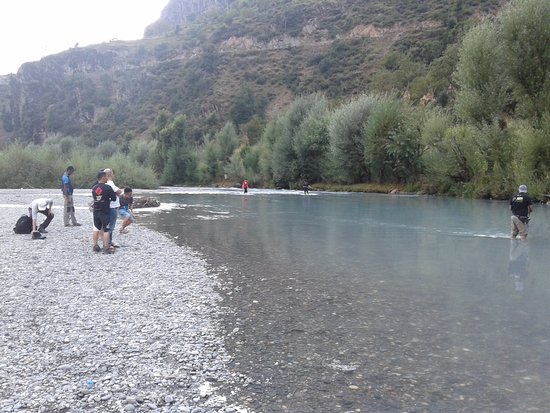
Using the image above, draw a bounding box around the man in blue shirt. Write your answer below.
[61,166,81,227]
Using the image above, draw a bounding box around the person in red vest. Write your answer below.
[242,179,249,194]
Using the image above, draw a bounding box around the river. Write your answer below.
[138,187,550,413]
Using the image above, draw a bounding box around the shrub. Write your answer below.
[328,94,380,183]
[363,98,423,183]
[128,140,155,166]
[0,141,159,189]
[454,21,511,125]
[0,143,63,188]
[96,141,119,159]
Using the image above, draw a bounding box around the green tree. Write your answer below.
[203,139,221,181]
[96,141,118,159]
[423,124,487,195]
[363,98,423,183]
[152,114,191,174]
[128,140,154,166]
[230,86,267,125]
[371,52,425,94]
[224,149,246,182]
[256,115,287,182]
[500,0,550,121]
[162,145,198,185]
[271,127,295,188]
[270,94,326,187]
[241,145,262,179]
[201,122,239,181]
[216,122,239,163]
[425,44,460,107]
[293,110,330,183]
[512,115,550,183]
[242,115,265,146]
[328,95,379,183]
[454,21,511,125]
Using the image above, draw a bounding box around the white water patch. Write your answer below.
[435,229,511,239]
[181,203,222,209]
[132,202,179,214]
[194,214,232,221]
[332,215,511,240]
[143,186,325,196]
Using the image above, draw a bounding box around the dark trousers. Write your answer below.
[38,209,54,230]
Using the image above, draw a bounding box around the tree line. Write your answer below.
[0,0,548,200]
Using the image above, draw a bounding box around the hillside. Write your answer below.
[0,0,505,146]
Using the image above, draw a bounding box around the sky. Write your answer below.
[0,0,169,75]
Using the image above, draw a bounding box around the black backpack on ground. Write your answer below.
[14,215,32,234]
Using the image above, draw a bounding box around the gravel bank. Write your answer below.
[0,189,247,413]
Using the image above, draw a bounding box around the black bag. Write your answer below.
[13,215,33,234]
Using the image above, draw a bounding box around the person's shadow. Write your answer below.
[508,240,529,292]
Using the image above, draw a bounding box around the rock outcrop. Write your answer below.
[145,0,232,37]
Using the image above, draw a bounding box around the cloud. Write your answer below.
[0,0,167,75]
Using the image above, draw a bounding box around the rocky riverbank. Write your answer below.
[0,189,247,413]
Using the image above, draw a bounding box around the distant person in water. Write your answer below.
[510,184,533,240]
[303,181,310,194]
[242,179,249,194]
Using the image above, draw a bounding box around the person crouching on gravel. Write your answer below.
[28,198,54,239]
[29,198,53,234]
[118,187,135,234]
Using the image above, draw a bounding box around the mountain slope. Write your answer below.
[0,0,505,146]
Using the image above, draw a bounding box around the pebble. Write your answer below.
[0,189,249,413]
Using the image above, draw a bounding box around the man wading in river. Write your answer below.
[510,184,533,240]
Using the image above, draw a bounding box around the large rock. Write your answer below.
[133,197,160,208]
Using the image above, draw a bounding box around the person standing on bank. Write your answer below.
[104,168,122,248]
[61,166,81,227]
[510,184,533,240]
[28,198,54,237]
[92,170,117,253]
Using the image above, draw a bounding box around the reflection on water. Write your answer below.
[508,241,529,292]
[137,188,550,412]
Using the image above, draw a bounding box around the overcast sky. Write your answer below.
[0,0,169,75]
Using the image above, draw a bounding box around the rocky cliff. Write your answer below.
[145,0,232,37]
[0,0,506,146]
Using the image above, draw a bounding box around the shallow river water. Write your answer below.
[138,187,550,413]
